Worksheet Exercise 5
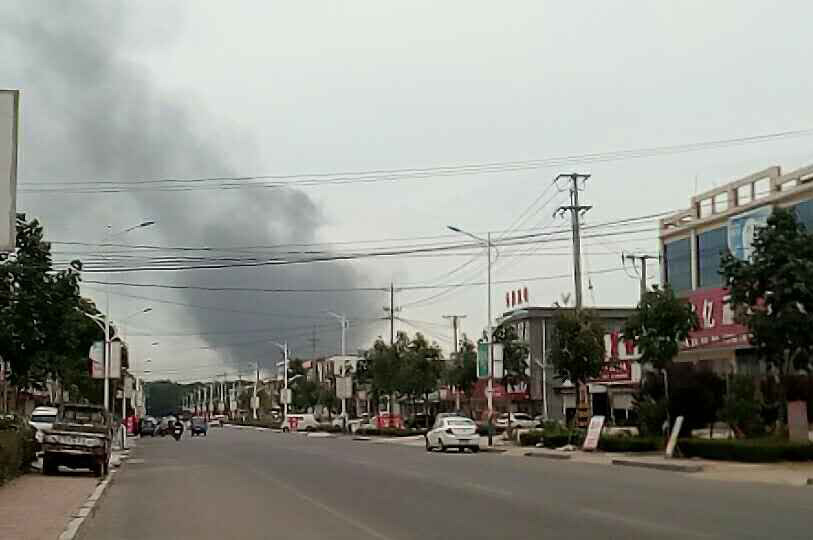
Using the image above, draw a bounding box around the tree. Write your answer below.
[444,336,478,412]
[398,333,444,426]
[623,284,699,424]
[720,208,813,375]
[492,324,529,419]
[288,358,319,412]
[0,217,101,397]
[549,309,606,425]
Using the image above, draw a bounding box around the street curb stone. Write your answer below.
[612,458,703,473]
[57,466,120,540]
[524,450,571,460]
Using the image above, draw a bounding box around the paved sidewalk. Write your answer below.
[515,447,813,486]
[0,472,99,540]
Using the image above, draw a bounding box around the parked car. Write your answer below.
[140,417,158,437]
[42,403,112,477]
[29,405,58,444]
[425,416,480,453]
[405,413,435,430]
[495,412,537,429]
[282,413,320,432]
[211,414,226,427]
[190,416,208,437]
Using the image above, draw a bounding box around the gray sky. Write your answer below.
[3,1,813,382]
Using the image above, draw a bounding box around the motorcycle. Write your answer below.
[172,422,183,441]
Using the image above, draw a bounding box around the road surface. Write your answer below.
[79,427,813,539]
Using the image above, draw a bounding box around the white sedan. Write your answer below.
[425,416,480,453]
[495,412,537,429]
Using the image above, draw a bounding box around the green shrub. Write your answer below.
[356,427,380,436]
[598,436,661,452]
[519,430,544,446]
[0,415,36,485]
[679,438,813,462]
[542,431,585,448]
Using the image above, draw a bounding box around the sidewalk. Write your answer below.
[517,447,813,487]
[0,471,99,540]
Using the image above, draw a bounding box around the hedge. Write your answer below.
[519,430,544,446]
[679,438,813,463]
[598,436,661,453]
[0,416,36,485]
[542,432,585,449]
[356,427,425,437]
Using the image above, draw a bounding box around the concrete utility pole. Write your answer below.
[383,284,401,345]
[623,253,657,301]
[555,173,592,310]
[442,315,467,354]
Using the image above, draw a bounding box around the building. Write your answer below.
[659,163,813,375]
[491,306,641,425]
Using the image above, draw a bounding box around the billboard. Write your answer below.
[683,287,750,350]
[0,90,19,253]
[728,205,772,261]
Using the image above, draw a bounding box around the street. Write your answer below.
[78,428,813,540]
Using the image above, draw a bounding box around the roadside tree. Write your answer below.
[623,284,699,425]
[550,309,605,426]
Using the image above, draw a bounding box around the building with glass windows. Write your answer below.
[659,163,813,374]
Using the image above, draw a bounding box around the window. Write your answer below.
[697,226,727,288]
[664,238,692,292]
[447,419,475,427]
[31,415,56,423]
[794,199,813,231]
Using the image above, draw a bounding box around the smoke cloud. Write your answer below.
[0,3,381,378]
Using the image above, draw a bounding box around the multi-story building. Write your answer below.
[659,163,813,375]
[488,306,641,425]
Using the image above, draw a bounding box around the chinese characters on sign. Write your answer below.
[589,331,639,384]
[684,287,749,350]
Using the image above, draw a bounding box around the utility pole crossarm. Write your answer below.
[554,173,592,310]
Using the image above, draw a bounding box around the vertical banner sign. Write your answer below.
[477,342,490,378]
[0,90,19,253]
[492,343,504,379]
[582,415,605,451]
[665,416,684,458]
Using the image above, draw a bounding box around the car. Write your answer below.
[405,413,436,430]
[42,403,112,477]
[140,417,158,436]
[208,417,222,428]
[281,413,320,432]
[495,412,537,429]
[425,416,480,453]
[29,406,58,444]
[190,416,208,437]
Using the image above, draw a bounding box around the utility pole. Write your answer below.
[442,315,467,354]
[383,283,401,345]
[555,173,592,310]
[623,253,657,300]
[308,325,319,358]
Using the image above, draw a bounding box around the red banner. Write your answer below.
[684,287,750,350]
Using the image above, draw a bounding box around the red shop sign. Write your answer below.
[684,287,750,350]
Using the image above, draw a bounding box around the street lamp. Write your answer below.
[447,225,497,419]
[100,220,156,411]
[269,341,290,421]
[324,311,348,356]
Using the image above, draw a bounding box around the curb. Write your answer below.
[611,458,703,473]
[57,455,127,540]
[481,447,508,453]
[352,436,371,441]
[524,450,571,460]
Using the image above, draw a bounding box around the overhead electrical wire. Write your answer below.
[20,128,813,194]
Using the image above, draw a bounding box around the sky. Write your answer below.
[2,1,813,382]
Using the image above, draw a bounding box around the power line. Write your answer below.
[21,127,813,194]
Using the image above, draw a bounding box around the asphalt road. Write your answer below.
[79,427,813,540]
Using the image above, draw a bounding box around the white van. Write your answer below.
[282,414,320,432]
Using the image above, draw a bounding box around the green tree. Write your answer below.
[398,333,443,426]
[623,284,699,423]
[721,208,813,375]
[0,217,101,396]
[444,336,478,412]
[550,309,606,424]
[287,358,319,412]
[492,324,529,420]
